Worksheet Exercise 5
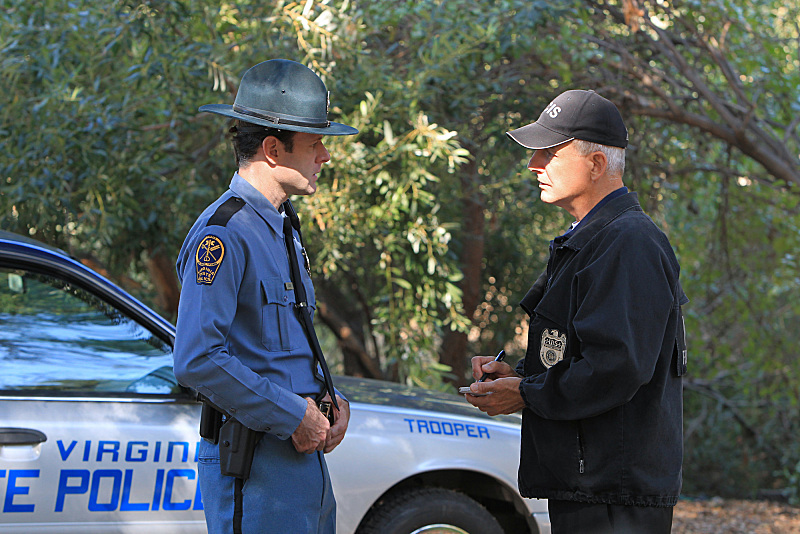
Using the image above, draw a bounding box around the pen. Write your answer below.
[478,350,506,382]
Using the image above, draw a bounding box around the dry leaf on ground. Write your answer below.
[673,498,800,534]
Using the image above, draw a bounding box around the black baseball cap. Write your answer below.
[507,90,628,149]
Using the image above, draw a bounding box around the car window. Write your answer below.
[0,267,177,395]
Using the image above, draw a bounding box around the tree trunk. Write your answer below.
[147,249,181,321]
[439,158,485,386]
[315,280,384,379]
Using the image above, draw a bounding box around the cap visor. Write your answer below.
[199,104,358,136]
[507,122,573,150]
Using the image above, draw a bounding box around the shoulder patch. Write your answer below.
[196,235,225,285]
[207,197,245,227]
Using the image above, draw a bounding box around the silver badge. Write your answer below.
[540,328,566,368]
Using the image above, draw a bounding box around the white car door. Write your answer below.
[0,266,205,533]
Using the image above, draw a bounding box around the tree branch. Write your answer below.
[684,379,783,463]
[583,0,800,187]
[316,299,384,379]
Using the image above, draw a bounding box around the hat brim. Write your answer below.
[506,122,573,150]
[199,104,358,136]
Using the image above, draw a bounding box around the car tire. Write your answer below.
[356,487,504,534]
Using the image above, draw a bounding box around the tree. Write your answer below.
[3,0,800,499]
[338,0,577,383]
[585,0,799,187]
[569,0,800,499]
[1,0,228,313]
[0,0,474,389]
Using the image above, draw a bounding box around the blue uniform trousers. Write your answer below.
[198,433,336,533]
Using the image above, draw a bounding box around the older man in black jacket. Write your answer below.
[465,90,688,534]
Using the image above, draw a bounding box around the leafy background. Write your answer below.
[2,0,799,502]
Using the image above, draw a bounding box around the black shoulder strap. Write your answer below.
[281,201,339,410]
[207,197,245,227]
[283,200,310,274]
[283,200,303,239]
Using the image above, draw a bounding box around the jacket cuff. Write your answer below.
[518,378,530,409]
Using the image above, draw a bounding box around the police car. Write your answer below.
[0,231,550,534]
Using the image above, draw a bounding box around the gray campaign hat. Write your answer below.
[199,59,358,136]
[507,90,627,149]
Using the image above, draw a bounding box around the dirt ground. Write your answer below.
[672,497,800,533]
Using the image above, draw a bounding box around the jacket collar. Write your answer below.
[555,191,642,250]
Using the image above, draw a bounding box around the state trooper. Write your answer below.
[173,59,357,533]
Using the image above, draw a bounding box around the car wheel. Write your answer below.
[357,487,504,534]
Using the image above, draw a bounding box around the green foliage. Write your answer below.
[341,0,578,365]
[674,171,800,500]
[569,0,800,500]
[306,93,472,388]
[2,0,800,499]
[0,0,477,388]
[1,0,225,306]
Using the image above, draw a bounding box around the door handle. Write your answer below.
[0,428,47,461]
[0,428,47,446]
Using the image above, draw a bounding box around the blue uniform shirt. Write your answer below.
[174,173,325,439]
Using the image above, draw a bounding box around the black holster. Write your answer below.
[200,402,223,444]
[199,400,263,480]
[219,418,263,480]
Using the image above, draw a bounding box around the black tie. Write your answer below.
[282,212,339,410]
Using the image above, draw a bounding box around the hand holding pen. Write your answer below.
[459,350,507,395]
[462,350,526,415]
[479,350,506,381]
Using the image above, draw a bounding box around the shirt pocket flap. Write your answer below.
[261,278,292,306]
[260,277,294,351]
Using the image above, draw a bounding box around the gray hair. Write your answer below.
[573,140,626,179]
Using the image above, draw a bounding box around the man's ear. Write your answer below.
[589,151,608,181]
[262,136,280,165]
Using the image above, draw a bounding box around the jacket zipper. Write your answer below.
[577,427,586,474]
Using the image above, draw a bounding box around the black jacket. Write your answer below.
[516,192,687,507]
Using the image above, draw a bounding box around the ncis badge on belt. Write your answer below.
[540,328,566,368]
[196,235,225,284]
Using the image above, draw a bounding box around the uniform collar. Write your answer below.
[229,173,285,236]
